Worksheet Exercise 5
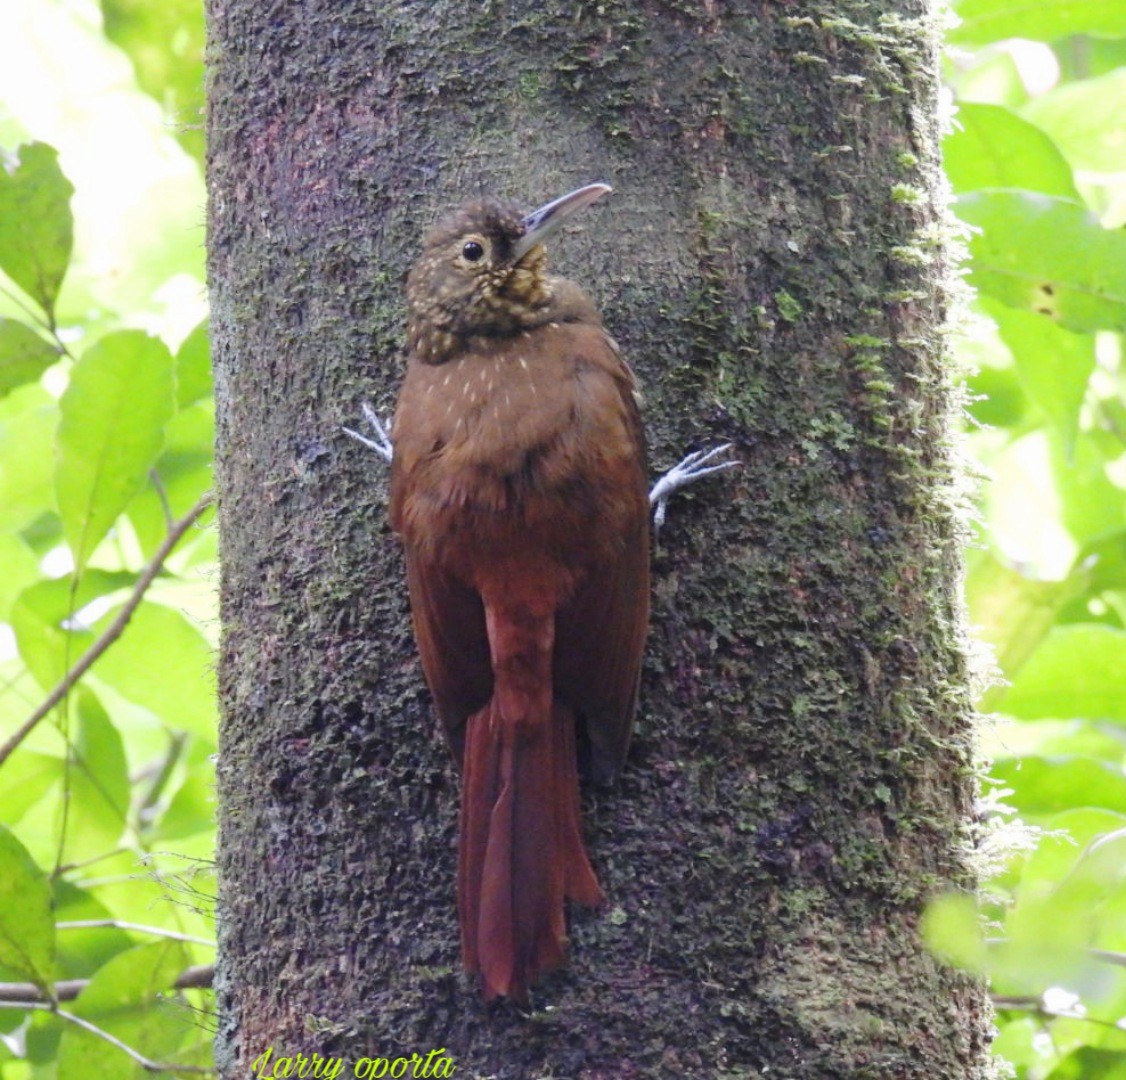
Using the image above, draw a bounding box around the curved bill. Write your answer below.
[511,182,612,263]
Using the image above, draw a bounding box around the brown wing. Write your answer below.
[553,332,650,785]
[402,548,492,765]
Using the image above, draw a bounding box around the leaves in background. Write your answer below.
[10,570,136,691]
[92,601,217,740]
[949,0,1126,45]
[55,330,176,573]
[0,143,74,322]
[945,102,1080,199]
[955,191,1126,332]
[0,384,57,534]
[966,548,1089,707]
[101,0,206,165]
[999,624,1126,723]
[991,756,1126,816]
[60,689,131,865]
[175,320,211,408]
[0,532,41,619]
[982,298,1095,456]
[0,319,60,398]
[0,824,56,989]
[55,941,194,1079]
[1022,68,1126,173]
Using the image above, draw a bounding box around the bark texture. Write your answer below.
[207,1,993,1076]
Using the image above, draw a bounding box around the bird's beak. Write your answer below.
[511,182,612,263]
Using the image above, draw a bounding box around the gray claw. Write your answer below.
[649,443,739,531]
[343,402,393,464]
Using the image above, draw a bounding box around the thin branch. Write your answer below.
[1091,947,1126,968]
[150,469,175,531]
[0,963,213,1004]
[57,919,215,948]
[991,993,1126,1034]
[0,493,213,769]
[0,282,56,340]
[55,1005,214,1073]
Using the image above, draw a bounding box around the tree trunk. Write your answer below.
[207,1,993,1076]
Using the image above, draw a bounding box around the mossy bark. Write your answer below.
[207,1,993,1076]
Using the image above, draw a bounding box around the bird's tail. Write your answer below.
[458,696,603,1001]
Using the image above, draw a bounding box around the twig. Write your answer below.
[0,963,214,1004]
[55,1005,215,1073]
[0,998,215,1073]
[57,920,215,948]
[0,493,213,769]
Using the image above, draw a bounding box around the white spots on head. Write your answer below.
[518,357,529,371]
[443,373,451,386]
[547,321,559,329]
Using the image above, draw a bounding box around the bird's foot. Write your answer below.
[343,402,393,464]
[649,444,739,532]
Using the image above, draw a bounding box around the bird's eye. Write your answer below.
[461,240,485,262]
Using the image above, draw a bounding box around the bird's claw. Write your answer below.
[649,443,739,532]
[343,402,393,464]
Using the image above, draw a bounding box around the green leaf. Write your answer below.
[949,0,1126,44]
[153,739,216,841]
[0,143,74,320]
[946,49,1029,110]
[0,383,58,534]
[175,320,211,408]
[60,689,131,864]
[945,103,1079,199]
[0,823,56,988]
[957,308,1028,428]
[53,881,134,980]
[0,319,59,398]
[991,1018,1044,1071]
[955,191,1126,333]
[127,400,214,556]
[56,941,192,1079]
[1082,530,1126,594]
[1023,69,1126,174]
[983,299,1095,455]
[55,331,175,572]
[982,431,1076,579]
[1049,1048,1126,1080]
[0,751,63,827]
[966,548,1088,709]
[92,601,216,738]
[1000,624,1126,723]
[10,571,135,691]
[921,892,987,973]
[101,0,205,165]
[1051,430,1126,549]
[0,532,41,618]
[990,756,1126,816]
[992,809,1126,995]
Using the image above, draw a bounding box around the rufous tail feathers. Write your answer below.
[458,698,602,1001]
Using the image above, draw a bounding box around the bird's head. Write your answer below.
[406,183,611,364]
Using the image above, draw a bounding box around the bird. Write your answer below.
[387,183,650,1001]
